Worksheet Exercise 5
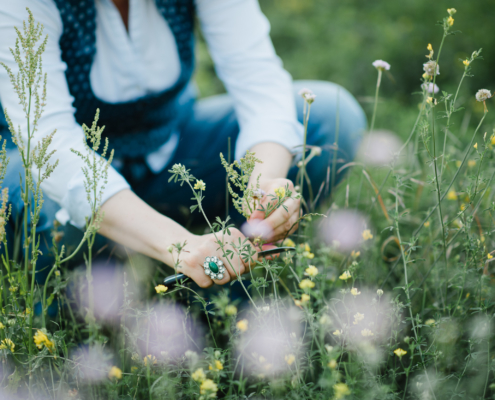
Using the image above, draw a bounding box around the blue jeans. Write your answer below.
[4,80,366,281]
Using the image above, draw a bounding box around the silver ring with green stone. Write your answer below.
[204,256,226,281]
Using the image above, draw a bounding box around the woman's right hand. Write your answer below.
[178,228,258,288]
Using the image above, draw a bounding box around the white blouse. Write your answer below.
[0,0,303,228]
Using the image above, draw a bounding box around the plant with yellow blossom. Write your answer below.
[108,366,122,380]
[33,329,55,352]
[333,383,350,399]
[299,279,315,290]
[155,284,168,294]
[225,305,237,316]
[192,368,206,382]
[194,179,206,191]
[285,354,296,366]
[144,355,157,367]
[362,229,373,241]
[339,271,351,281]
[200,379,218,398]
[209,360,223,371]
[304,265,318,278]
[394,348,407,359]
[0,338,14,353]
[236,319,248,332]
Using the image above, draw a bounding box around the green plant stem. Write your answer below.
[356,69,382,209]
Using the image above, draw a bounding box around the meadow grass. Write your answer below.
[0,7,494,400]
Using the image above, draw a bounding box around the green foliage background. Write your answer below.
[196,0,495,131]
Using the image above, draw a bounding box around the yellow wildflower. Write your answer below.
[350,288,361,296]
[425,319,435,326]
[474,142,478,149]
[194,180,206,191]
[447,189,457,200]
[303,251,315,259]
[333,330,342,337]
[328,359,337,369]
[299,279,315,290]
[447,8,456,15]
[108,366,122,380]
[353,312,364,325]
[333,383,351,399]
[237,319,248,332]
[298,293,310,305]
[491,135,495,145]
[427,43,433,51]
[209,359,223,371]
[424,221,430,228]
[0,323,4,330]
[394,348,407,359]
[304,265,318,278]
[55,270,61,277]
[0,338,14,352]
[361,329,374,337]
[467,160,476,167]
[487,253,493,260]
[285,354,296,366]
[274,187,286,198]
[463,59,470,67]
[33,330,55,352]
[143,355,157,367]
[351,250,360,258]
[154,284,168,294]
[192,368,206,382]
[362,229,373,241]
[283,238,295,247]
[447,16,454,26]
[225,305,237,316]
[200,379,218,397]
[339,271,351,281]
[422,72,429,80]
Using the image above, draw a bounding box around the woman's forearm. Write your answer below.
[99,189,194,266]
[249,142,293,184]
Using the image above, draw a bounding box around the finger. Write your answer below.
[185,263,214,289]
[220,254,246,281]
[270,211,300,242]
[264,197,300,233]
[203,254,231,285]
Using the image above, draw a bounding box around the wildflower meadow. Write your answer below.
[0,5,494,400]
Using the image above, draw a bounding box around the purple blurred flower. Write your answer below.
[134,304,204,361]
[319,210,369,253]
[421,82,440,94]
[235,305,302,376]
[241,220,273,241]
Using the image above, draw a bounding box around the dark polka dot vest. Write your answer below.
[0,0,195,159]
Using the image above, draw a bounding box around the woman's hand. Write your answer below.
[178,228,258,288]
[248,178,301,243]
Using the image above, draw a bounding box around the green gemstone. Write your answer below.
[209,261,219,273]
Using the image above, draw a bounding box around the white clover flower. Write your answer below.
[421,82,440,94]
[475,89,492,102]
[298,88,316,104]
[372,60,391,71]
[423,61,440,76]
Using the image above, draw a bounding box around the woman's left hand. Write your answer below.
[247,178,301,243]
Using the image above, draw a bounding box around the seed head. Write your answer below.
[475,89,492,102]
[423,61,440,76]
[372,60,391,71]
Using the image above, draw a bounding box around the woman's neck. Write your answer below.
[112,0,130,31]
